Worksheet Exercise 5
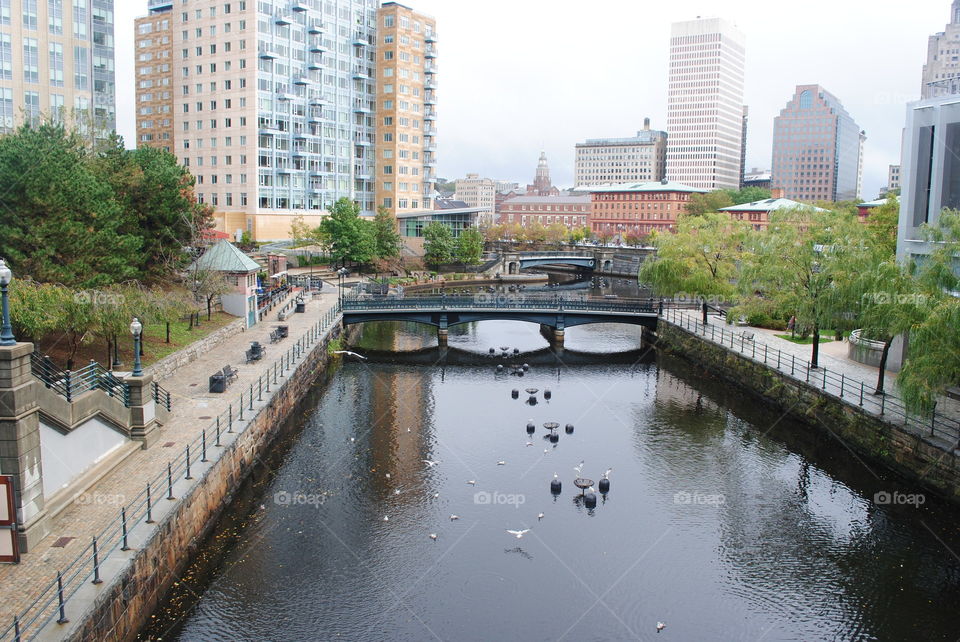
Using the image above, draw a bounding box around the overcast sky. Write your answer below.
[117,0,951,198]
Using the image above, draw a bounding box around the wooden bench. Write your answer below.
[740,330,755,342]
[269,329,282,343]
[735,316,749,327]
[245,347,266,364]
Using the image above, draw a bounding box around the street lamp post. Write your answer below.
[0,259,14,346]
[130,318,143,377]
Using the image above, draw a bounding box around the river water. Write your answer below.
[141,274,960,641]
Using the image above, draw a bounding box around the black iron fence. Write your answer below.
[30,354,129,406]
[151,382,171,412]
[664,308,960,444]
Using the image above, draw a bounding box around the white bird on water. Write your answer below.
[333,350,368,360]
[537,512,545,521]
[506,529,530,539]
[383,516,389,521]
[449,515,460,521]
[497,460,506,466]
[602,468,613,480]
[429,533,438,541]
[422,459,442,468]
[525,441,533,447]
[466,480,477,486]
[574,460,585,476]
[657,622,665,633]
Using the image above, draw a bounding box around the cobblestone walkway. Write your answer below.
[0,286,344,639]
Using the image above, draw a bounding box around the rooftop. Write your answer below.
[577,131,667,147]
[396,206,491,220]
[190,240,261,273]
[720,198,829,213]
[858,198,891,208]
[584,180,709,194]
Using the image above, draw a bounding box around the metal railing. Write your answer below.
[342,294,663,315]
[663,308,960,444]
[30,355,129,406]
[1,302,345,642]
[152,382,171,412]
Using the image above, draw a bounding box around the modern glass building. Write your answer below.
[771,85,865,202]
[0,0,115,137]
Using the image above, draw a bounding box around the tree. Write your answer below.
[0,123,143,287]
[423,222,454,267]
[639,212,748,301]
[568,226,591,244]
[685,190,735,216]
[723,187,771,205]
[896,211,960,412]
[740,208,866,368]
[863,195,900,257]
[372,206,403,261]
[545,223,568,247]
[320,198,374,267]
[455,227,484,266]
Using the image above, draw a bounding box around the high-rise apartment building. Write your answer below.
[921,1,960,98]
[888,164,902,192]
[135,0,173,151]
[0,0,115,137]
[771,84,865,202]
[375,2,437,215]
[455,173,495,213]
[136,0,384,240]
[574,118,667,188]
[666,17,745,191]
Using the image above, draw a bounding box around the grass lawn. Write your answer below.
[35,312,237,370]
[775,333,836,345]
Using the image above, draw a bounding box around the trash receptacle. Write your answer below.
[277,325,289,338]
[250,342,264,360]
[295,301,306,313]
[209,374,226,393]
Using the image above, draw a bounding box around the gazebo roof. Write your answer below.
[190,240,261,273]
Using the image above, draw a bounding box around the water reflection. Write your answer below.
[142,318,960,642]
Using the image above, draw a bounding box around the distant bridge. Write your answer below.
[342,294,663,347]
[499,251,617,275]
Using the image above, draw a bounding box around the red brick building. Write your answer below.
[498,195,591,230]
[587,180,707,237]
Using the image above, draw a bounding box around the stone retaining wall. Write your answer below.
[656,322,960,504]
[146,318,245,382]
[65,323,354,642]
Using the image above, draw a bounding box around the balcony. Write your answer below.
[352,67,370,80]
[277,91,297,101]
[258,45,277,59]
[291,0,308,11]
[425,64,437,75]
[309,96,328,106]
[293,75,313,85]
[274,12,292,25]
[424,157,437,167]
[425,79,437,90]
[309,40,328,53]
[425,48,437,59]
[308,20,323,34]
[355,167,372,180]
[425,95,437,106]
[425,32,437,43]
[425,143,436,153]
[353,102,372,114]
[424,111,436,121]
[307,59,323,70]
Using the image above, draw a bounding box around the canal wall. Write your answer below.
[60,322,357,642]
[655,322,960,504]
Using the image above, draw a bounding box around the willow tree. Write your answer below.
[896,211,960,412]
[639,212,748,302]
[739,208,866,368]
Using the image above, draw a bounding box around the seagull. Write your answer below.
[449,515,460,521]
[333,350,367,360]
[429,533,438,540]
[574,460,584,476]
[544,448,550,454]
[466,480,477,485]
[506,529,530,539]
[537,512,544,520]
[422,459,441,468]
[497,460,506,466]
[657,622,665,633]
[349,437,355,443]
[525,441,534,447]
[602,468,613,480]
[433,492,440,498]
[383,516,389,521]
[385,473,391,479]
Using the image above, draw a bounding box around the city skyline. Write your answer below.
[116,0,948,199]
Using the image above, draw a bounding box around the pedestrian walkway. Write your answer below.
[663,308,960,449]
[0,286,344,640]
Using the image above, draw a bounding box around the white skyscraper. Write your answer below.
[666,17,746,191]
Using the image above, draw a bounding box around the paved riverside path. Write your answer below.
[662,308,960,450]
[0,286,344,637]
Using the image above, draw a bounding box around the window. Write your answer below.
[73,0,87,40]
[74,45,88,89]
[384,15,394,27]
[23,0,37,29]
[23,39,39,83]
[48,0,62,34]
[0,34,10,80]
[49,42,64,86]
[24,91,40,125]
[0,88,13,131]
[0,0,9,26]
